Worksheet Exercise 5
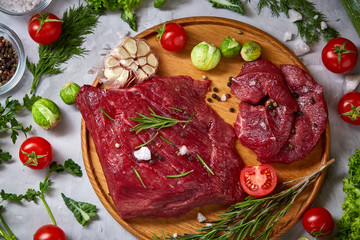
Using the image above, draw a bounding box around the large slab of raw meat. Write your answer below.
[76,76,245,219]
[231,60,327,164]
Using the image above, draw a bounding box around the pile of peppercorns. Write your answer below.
[0,36,18,87]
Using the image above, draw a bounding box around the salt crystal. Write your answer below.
[173,233,178,238]
[206,223,213,227]
[283,32,293,42]
[197,212,206,223]
[314,15,319,19]
[288,9,303,22]
[0,0,41,13]
[320,21,328,30]
[179,145,188,156]
[133,147,151,161]
[293,39,310,56]
[221,94,227,102]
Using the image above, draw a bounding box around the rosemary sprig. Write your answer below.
[166,170,194,178]
[153,158,335,240]
[160,136,176,146]
[131,166,146,189]
[196,154,214,176]
[26,4,101,93]
[135,132,159,149]
[100,107,115,121]
[168,106,183,112]
[249,0,339,43]
[129,107,193,134]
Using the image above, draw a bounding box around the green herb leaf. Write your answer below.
[209,0,245,15]
[100,106,115,121]
[160,136,176,146]
[61,193,97,227]
[23,94,42,111]
[49,159,82,177]
[132,166,146,188]
[0,190,24,204]
[154,0,166,8]
[0,149,11,165]
[166,170,194,178]
[196,154,214,175]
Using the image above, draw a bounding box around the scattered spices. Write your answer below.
[221,94,227,102]
[212,93,217,99]
[226,93,231,98]
[295,111,303,117]
[216,96,221,101]
[202,75,207,80]
[149,159,155,165]
[213,87,219,92]
[188,156,193,161]
[292,92,299,98]
[268,105,274,110]
[207,98,212,103]
[115,143,120,148]
[272,101,278,107]
[0,36,18,87]
[229,108,235,112]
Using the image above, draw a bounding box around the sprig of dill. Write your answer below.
[153,158,335,240]
[247,0,339,43]
[26,4,101,94]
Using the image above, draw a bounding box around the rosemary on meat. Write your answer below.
[26,4,101,94]
[166,170,194,178]
[129,107,194,134]
[100,107,115,121]
[131,166,146,189]
[135,132,159,149]
[153,158,335,240]
[168,106,183,112]
[160,136,176,146]
[196,154,214,176]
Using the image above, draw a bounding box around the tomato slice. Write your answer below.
[240,164,277,197]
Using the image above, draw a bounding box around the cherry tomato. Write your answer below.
[19,136,53,170]
[33,225,66,240]
[302,207,334,238]
[28,13,62,45]
[155,22,187,52]
[337,91,360,125]
[239,164,277,197]
[321,37,358,74]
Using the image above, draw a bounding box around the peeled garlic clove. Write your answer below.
[98,37,159,89]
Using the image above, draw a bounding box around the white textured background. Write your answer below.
[0,0,359,239]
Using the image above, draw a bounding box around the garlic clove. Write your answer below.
[123,37,138,58]
[137,39,150,57]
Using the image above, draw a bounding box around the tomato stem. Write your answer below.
[0,212,17,240]
[334,41,356,68]
[39,193,57,226]
[342,101,360,121]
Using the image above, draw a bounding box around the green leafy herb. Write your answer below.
[160,136,176,146]
[26,4,100,94]
[154,0,166,8]
[0,189,37,204]
[0,149,11,165]
[0,96,33,144]
[135,132,159,149]
[168,106,182,112]
[251,0,339,43]
[22,94,42,111]
[132,166,146,188]
[85,0,142,30]
[335,149,360,239]
[154,159,334,240]
[196,154,214,176]
[209,0,245,15]
[130,107,194,134]
[61,193,97,227]
[100,106,115,121]
[166,170,194,178]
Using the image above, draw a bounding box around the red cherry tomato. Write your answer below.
[302,207,334,238]
[321,37,358,74]
[337,91,360,125]
[33,225,66,240]
[155,22,187,52]
[239,164,277,197]
[19,136,53,170]
[28,13,62,45]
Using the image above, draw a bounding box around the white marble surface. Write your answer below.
[0,0,359,239]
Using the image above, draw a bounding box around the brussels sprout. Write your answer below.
[32,98,62,130]
[191,41,221,71]
[220,36,241,58]
[240,41,262,61]
[60,82,80,105]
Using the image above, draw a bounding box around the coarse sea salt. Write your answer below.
[197,212,207,223]
[133,147,151,161]
[288,9,302,22]
[293,39,310,56]
[0,0,42,13]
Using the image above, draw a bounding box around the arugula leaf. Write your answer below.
[0,149,11,164]
[49,159,83,177]
[0,189,38,204]
[335,149,360,239]
[209,0,245,15]
[61,193,97,227]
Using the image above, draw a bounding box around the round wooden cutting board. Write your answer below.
[81,17,330,239]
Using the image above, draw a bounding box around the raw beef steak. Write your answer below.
[76,75,245,219]
[232,59,298,160]
[264,65,328,163]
